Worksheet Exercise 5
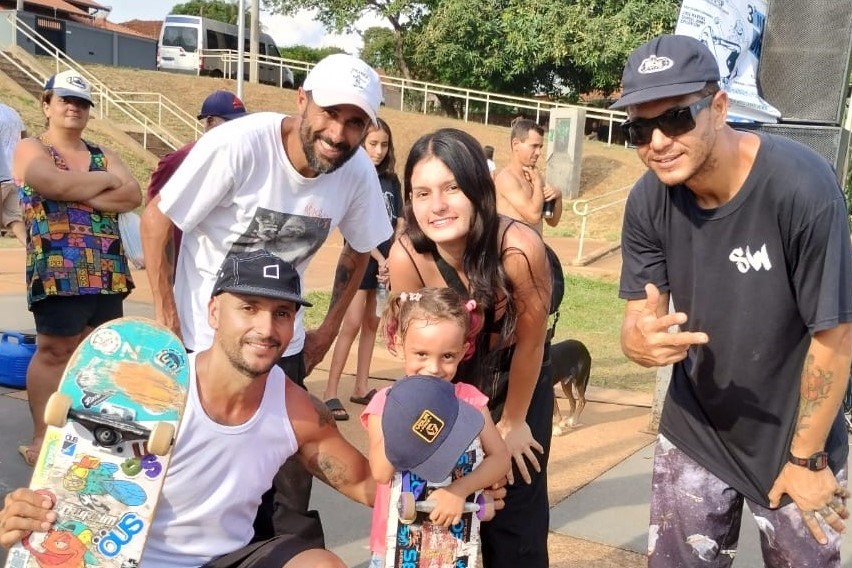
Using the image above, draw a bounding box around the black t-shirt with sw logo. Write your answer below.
[620,132,852,507]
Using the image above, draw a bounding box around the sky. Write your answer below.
[104,0,386,54]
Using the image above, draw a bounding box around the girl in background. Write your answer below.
[322,117,403,420]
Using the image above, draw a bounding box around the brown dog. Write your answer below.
[549,339,591,436]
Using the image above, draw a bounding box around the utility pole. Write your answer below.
[236,0,245,99]
[249,0,259,83]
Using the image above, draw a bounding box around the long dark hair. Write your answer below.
[402,128,513,337]
[370,117,398,182]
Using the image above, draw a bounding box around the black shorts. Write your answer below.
[201,535,313,568]
[358,239,392,290]
[30,294,124,336]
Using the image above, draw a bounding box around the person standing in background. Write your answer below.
[145,90,247,269]
[321,117,403,420]
[495,118,563,233]
[0,102,27,244]
[13,70,141,466]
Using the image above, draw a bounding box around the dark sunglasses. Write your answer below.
[620,95,715,146]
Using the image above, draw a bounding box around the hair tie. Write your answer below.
[400,292,421,302]
[465,299,477,312]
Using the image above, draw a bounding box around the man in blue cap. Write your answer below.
[613,34,852,566]
[145,90,248,263]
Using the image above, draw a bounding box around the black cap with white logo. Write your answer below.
[610,34,721,110]
[212,250,312,307]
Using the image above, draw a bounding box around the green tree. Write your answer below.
[278,45,345,86]
[171,0,259,27]
[360,27,398,74]
[262,0,438,79]
[411,0,678,100]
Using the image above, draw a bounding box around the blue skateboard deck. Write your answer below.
[5,317,189,568]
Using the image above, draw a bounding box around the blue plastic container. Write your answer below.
[0,331,36,389]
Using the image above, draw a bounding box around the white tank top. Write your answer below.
[141,353,299,568]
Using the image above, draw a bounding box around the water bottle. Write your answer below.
[376,282,389,317]
[542,199,556,219]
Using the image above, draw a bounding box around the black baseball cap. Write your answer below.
[610,35,720,110]
[212,250,312,307]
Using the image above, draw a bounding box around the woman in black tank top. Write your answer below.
[387,128,554,568]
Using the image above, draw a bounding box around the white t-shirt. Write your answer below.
[158,112,393,352]
[0,104,23,181]
[141,353,299,568]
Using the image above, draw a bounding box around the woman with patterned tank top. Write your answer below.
[12,69,141,466]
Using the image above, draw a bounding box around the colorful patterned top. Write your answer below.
[18,138,134,307]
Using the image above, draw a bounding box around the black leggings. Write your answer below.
[480,346,553,568]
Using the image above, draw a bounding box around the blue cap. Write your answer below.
[197,90,247,120]
[610,35,720,110]
[382,375,484,482]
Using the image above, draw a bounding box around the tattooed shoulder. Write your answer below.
[308,394,336,428]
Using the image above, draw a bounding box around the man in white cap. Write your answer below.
[141,53,392,545]
[613,34,851,566]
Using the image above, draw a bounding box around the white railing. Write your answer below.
[4,13,194,153]
[110,92,203,141]
[570,184,633,264]
[199,48,628,141]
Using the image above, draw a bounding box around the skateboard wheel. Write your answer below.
[44,393,72,427]
[398,491,417,524]
[477,494,496,522]
[147,422,175,456]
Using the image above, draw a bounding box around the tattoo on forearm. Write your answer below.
[329,246,357,310]
[309,394,335,428]
[306,452,352,489]
[796,354,835,434]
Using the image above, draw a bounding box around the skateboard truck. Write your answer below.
[44,392,175,456]
[397,491,496,524]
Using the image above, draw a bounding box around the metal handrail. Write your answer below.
[571,184,633,263]
[203,48,628,138]
[6,13,190,152]
[111,92,203,141]
[0,48,43,87]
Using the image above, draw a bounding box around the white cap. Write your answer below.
[303,54,382,126]
[44,69,94,105]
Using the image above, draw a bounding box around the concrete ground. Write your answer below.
[0,237,848,567]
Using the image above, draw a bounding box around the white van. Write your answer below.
[157,15,294,88]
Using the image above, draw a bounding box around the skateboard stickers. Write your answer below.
[385,437,484,568]
[5,318,189,568]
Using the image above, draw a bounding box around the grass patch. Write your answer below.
[303,275,655,393]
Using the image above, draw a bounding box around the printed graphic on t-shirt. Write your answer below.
[228,207,331,267]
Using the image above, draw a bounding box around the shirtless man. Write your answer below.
[494,118,563,233]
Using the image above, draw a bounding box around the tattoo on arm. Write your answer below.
[796,354,835,434]
[309,394,335,428]
[329,245,358,311]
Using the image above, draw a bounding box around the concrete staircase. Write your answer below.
[0,50,41,99]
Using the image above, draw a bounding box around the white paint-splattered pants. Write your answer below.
[648,434,845,568]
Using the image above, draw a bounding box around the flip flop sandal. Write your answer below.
[18,444,38,467]
[324,398,350,421]
[349,389,377,406]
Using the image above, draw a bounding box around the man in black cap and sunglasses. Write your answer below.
[614,34,852,567]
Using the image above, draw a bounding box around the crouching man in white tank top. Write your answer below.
[0,250,376,568]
